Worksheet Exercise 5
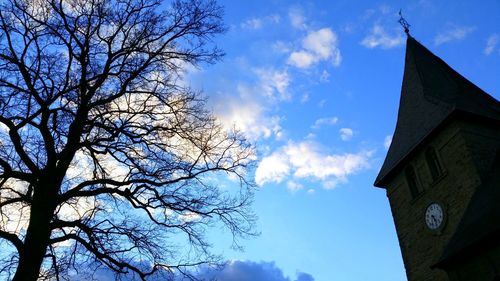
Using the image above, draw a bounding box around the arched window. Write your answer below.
[425,147,444,181]
[405,165,420,198]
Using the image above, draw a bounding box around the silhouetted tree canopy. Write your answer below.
[0,0,256,280]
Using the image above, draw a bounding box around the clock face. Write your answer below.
[425,203,444,230]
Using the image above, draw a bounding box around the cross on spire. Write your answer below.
[398,10,411,35]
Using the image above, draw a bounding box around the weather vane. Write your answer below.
[398,9,410,34]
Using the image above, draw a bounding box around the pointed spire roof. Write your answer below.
[374,36,500,187]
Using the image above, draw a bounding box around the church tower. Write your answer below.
[374,35,500,281]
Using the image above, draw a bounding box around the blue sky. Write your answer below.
[0,1,498,280]
[182,1,500,281]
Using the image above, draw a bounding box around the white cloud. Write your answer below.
[320,70,330,82]
[384,135,393,150]
[339,128,354,141]
[255,152,290,185]
[287,180,304,192]
[305,133,316,139]
[255,141,372,188]
[254,68,290,100]
[288,28,342,69]
[66,149,95,181]
[288,51,316,68]
[434,25,475,45]
[302,28,336,58]
[241,15,281,30]
[197,260,315,281]
[178,211,202,222]
[58,197,99,221]
[272,41,291,54]
[289,8,307,30]
[312,117,338,129]
[269,14,281,24]
[484,34,499,55]
[0,180,30,234]
[214,85,282,141]
[241,18,262,30]
[361,24,404,49]
[212,66,290,141]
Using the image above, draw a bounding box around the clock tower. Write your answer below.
[374,35,500,281]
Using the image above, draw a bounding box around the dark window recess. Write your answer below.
[405,165,421,198]
[426,147,444,181]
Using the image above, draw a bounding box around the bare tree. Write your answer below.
[0,0,256,280]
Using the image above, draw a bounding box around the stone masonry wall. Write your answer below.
[385,118,499,281]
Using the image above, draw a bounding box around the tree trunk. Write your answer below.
[12,187,56,281]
